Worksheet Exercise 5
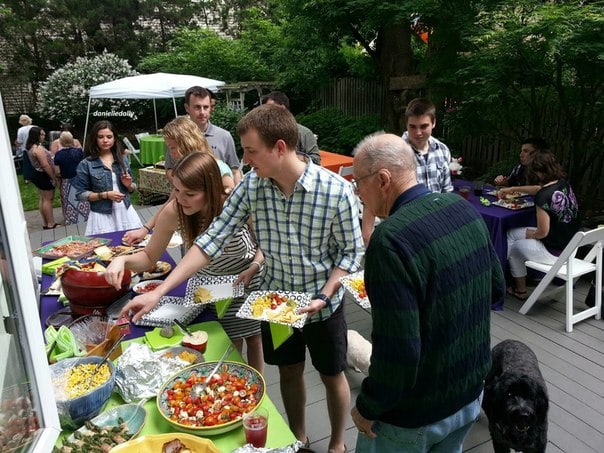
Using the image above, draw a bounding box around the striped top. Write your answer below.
[195,161,364,323]
[197,224,262,340]
[356,186,505,427]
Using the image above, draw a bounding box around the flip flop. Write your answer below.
[43,223,61,230]
[507,287,528,301]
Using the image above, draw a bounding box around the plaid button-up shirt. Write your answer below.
[402,132,453,193]
[195,161,364,323]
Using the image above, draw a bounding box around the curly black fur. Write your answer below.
[483,339,549,453]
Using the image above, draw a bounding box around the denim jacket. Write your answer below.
[74,154,135,214]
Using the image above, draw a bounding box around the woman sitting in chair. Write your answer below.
[506,151,580,300]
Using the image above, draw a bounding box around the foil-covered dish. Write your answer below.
[115,342,202,402]
[231,440,304,453]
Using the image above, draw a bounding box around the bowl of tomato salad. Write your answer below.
[156,361,265,435]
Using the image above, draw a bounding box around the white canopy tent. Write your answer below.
[84,72,225,138]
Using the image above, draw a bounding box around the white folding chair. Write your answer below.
[135,132,150,145]
[519,227,604,332]
[122,137,143,166]
[338,164,354,178]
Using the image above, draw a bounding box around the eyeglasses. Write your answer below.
[352,170,379,193]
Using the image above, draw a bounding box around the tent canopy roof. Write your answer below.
[89,72,225,99]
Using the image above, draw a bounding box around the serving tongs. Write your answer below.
[191,343,235,398]
[87,317,130,385]
[173,318,193,336]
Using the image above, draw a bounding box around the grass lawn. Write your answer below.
[17,166,142,212]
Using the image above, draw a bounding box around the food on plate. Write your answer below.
[349,277,367,299]
[182,331,208,353]
[250,292,304,324]
[53,418,134,452]
[193,287,212,303]
[162,438,196,453]
[160,325,175,338]
[135,281,162,293]
[162,350,198,364]
[43,238,108,258]
[163,367,260,428]
[75,261,106,272]
[93,245,112,261]
[141,261,172,279]
[53,363,111,399]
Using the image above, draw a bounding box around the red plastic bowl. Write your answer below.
[61,269,131,317]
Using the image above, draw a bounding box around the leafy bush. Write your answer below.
[38,52,144,123]
[297,108,382,155]
[211,105,246,156]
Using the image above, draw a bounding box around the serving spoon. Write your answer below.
[191,343,235,398]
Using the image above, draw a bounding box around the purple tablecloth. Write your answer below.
[38,229,214,340]
[453,179,536,265]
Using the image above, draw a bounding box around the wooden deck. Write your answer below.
[29,207,604,453]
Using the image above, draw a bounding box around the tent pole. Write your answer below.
[83,95,92,141]
[153,99,158,132]
[172,96,178,117]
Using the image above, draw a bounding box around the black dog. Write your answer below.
[483,339,549,453]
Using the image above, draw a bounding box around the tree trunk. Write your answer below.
[377,22,416,134]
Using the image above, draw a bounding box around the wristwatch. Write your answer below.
[313,293,332,308]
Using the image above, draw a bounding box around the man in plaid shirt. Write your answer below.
[124,104,364,453]
[361,98,453,246]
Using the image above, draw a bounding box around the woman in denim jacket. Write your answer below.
[74,120,142,235]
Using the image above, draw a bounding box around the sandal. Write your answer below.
[298,437,315,453]
[507,287,528,301]
[43,223,60,230]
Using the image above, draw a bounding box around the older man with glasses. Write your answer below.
[350,132,504,453]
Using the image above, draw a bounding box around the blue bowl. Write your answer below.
[50,356,115,429]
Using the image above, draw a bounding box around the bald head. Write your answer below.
[353,132,416,178]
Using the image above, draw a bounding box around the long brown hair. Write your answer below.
[172,152,225,248]
[526,150,566,185]
[84,120,127,173]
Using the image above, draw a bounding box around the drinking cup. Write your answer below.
[459,186,471,200]
[243,406,269,448]
[474,182,483,196]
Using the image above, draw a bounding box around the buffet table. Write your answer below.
[38,230,298,451]
[139,134,166,165]
[319,150,354,180]
[138,166,172,205]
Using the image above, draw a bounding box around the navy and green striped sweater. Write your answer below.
[356,185,505,428]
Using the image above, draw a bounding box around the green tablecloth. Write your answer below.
[139,135,166,164]
[57,321,297,452]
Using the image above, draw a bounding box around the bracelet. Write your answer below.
[142,224,152,233]
[250,261,262,271]
[313,293,332,308]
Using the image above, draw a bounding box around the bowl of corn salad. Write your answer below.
[50,356,115,429]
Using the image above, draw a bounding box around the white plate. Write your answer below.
[485,190,529,198]
[136,231,183,248]
[492,200,535,210]
[237,290,310,328]
[184,274,244,305]
[340,271,371,310]
[140,261,171,280]
[136,296,203,327]
[132,279,164,294]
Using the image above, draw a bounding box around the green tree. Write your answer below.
[443,1,603,208]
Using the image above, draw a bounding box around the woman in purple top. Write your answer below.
[506,151,580,299]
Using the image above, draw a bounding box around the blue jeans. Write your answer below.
[356,392,482,453]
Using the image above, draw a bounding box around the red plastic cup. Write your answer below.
[243,406,269,448]
[459,186,471,200]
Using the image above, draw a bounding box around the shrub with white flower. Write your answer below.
[38,51,143,123]
[450,156,463,176]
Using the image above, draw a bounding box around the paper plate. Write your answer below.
[237,290,310,328]
[492,200,535,210]
[132,279,164,295]
[184,274,244,305]
[136,296,203,327]
[140,261,171,280]
[110,433,219,453]
[340,271,371,310]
